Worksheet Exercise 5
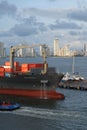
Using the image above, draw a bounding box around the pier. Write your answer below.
[59,80,87,91]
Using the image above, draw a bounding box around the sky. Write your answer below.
[0,0,87,50]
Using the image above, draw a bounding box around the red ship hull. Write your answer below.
[0,88,65,100]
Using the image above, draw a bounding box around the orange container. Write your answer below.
[21,68,30,73]
[5,61,19,67]
[5,62,10,66]
[21,64,29,72]
[21,64,29,68]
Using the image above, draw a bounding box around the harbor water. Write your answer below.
[0,57,87,130]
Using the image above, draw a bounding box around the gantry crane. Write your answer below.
[10,44,48,74]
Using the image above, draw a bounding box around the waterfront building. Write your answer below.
[0,42,4,57]
[16,48,23,57]
[3,48,6,57]
[40,45,43,56]
[31,48,36,57]
[53,39,72,57]
[62,45,71,57]
[84,44,87,56]
[54,39,59,56]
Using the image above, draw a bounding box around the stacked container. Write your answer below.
[21,64,30,73]
[0,67,5,77]
[4,61,20,72]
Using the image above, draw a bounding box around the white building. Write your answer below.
[63,45,71,56]
[40,45,43,56]
[54,39,59,56]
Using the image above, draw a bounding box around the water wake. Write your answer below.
[0,106,87,121]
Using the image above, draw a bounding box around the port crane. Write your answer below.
[10,44,48,74]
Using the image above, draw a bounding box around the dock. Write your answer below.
[58,80,87,90]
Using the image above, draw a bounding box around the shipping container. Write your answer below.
[0,67,5,77]
[0,72,4,77]
[5,61,19,67]
[21,64,29,72]
[29,63,43,68]
[4,68,14,73]
[0,67,5,72]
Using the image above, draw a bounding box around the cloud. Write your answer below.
[0,1,86,49]
[49,20,82,30]
[22,7,67,20]
[0,30,12,37]
[48,0,56,2]
[22,7,87,25]
[67,9,87,22]
[10,16,47,36]
[0,1,17,17]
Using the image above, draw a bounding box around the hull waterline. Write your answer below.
[0,88,65,100]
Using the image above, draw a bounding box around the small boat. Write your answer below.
[62,56,84,82]
[0,101,20,111]
[62,72,84,82]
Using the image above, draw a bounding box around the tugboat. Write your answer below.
[0,44,65,102]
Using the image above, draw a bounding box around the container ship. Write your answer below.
[0,45,65,103]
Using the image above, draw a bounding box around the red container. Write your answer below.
[35,64,43,68]
[0,72,4,77]
[4,68,14,73]
[29,64,36,68]
[0,67,5,72]
[16,66,21,71]
[0,67,5,77]
[29,63,43,69]
[14,62,19,67]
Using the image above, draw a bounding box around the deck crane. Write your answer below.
[10,44,48,74]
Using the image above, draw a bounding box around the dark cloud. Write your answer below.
[0,1,17,17]
[10,16,47,36]
[69,31,78,36]
[67,9,87,22]
[49,20,81,30]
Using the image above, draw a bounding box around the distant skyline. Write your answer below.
[0,0,87,50]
